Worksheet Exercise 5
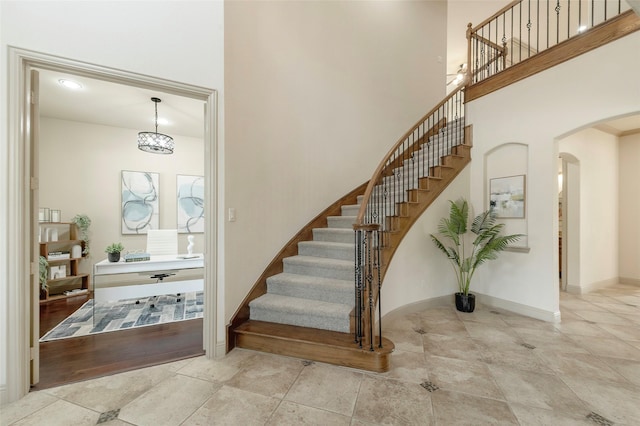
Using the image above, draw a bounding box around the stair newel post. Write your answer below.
[354,223,380,351]
[366,226,374,352]
[375,227,383,349]
[354,228,364,347]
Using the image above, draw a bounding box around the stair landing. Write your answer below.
[233,320,394,372]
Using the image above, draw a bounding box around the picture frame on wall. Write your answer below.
[489,174,526,218]
[177,174,205,233]
[121,170,160,234]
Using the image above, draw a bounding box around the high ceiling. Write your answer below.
[38,69,205,139]
[37,2,639,138]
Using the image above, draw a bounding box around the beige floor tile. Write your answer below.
[380,326,424,353]
[424,355,505,400]
[572,309,629,325]
[224,351,304,399]
[456,309,510,326]
[267,400,351,425]
[569,335,640,361]
[561,375,640,425]
[10,399,99,426]
[422,333,485,362]
[377,350,430,384]
[535,350,627,383]
[600,356,640,387]
[0,391,58,426]
[593,322,640,342]
[176,348,258,383]
[431,389,518,425]
[284,363,362,416]
[488,365,587,412]
[559,298,607,312]
[182,385,280,425]
[552,318,618,338]
[480,347,553,374]
[512,326,590,354]
[353,375,433,425]
[118,374,219,426]
[508,403,594,425]
[591,301,639,315]
[44,363,176,412]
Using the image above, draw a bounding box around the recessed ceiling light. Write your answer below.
[58,79,83,90]
[156,118,169,126]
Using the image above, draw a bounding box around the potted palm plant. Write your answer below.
[105,242,125,263]
[430,198,522,312]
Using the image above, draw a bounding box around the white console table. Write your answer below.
[93,254,204,303]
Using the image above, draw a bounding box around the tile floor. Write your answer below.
[2,283,639,425]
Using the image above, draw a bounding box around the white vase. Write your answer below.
[72,245,82,259]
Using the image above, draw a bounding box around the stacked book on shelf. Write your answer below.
[63,288,89,296]
[48,251,70,260]
[124,252,151,262]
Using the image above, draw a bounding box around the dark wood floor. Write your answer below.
[35,294,204,390]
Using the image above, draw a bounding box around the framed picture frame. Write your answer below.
[489,174,526,218]
[177,174,205,233]
[121,170,160,234]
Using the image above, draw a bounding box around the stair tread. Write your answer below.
[284,255,353,268]
[268,272,352,286]
[298,241,354,249]
[250,293,352,315]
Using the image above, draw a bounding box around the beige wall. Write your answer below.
[39,117,205,277]
[559,128,620,293]
[224,0,448,322]
[466,31,640,318]
[619,133,640,283]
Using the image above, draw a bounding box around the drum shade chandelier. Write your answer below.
[138,97,174,154]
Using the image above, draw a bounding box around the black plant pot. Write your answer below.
[455,292,476,312]
[108,252,121,263]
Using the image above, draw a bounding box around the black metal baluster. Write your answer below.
[556,0,560,45]
[354,230,362,346]
[527,0,532,58]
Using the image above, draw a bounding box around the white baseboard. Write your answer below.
[567,277,619,294]
[474,293,561,323]
[215,341,227,357]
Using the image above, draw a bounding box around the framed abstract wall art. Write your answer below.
[489,174,526,218]
[177,174,204,233]
[121,170,160,234]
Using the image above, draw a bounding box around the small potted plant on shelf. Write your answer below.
[71,214,92,256]
[105,242,125,263]
[430,198,522,312]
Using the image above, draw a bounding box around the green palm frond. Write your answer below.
[430,198,523,296]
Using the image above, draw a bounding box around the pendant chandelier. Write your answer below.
[137,97,174,154]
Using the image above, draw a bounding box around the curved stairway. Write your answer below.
[228,121,472,372]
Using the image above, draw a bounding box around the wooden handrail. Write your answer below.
[470,0,521,32]
[354,86,465,227]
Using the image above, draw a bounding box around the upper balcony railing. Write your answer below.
[467,0,633,84]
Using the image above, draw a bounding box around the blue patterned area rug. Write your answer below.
[40,292,204,342]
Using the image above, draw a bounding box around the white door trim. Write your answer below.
[5,46,219,403]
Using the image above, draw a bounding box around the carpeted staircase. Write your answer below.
[247,121,466,334]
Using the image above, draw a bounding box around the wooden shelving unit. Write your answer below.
[39,222,90,303]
